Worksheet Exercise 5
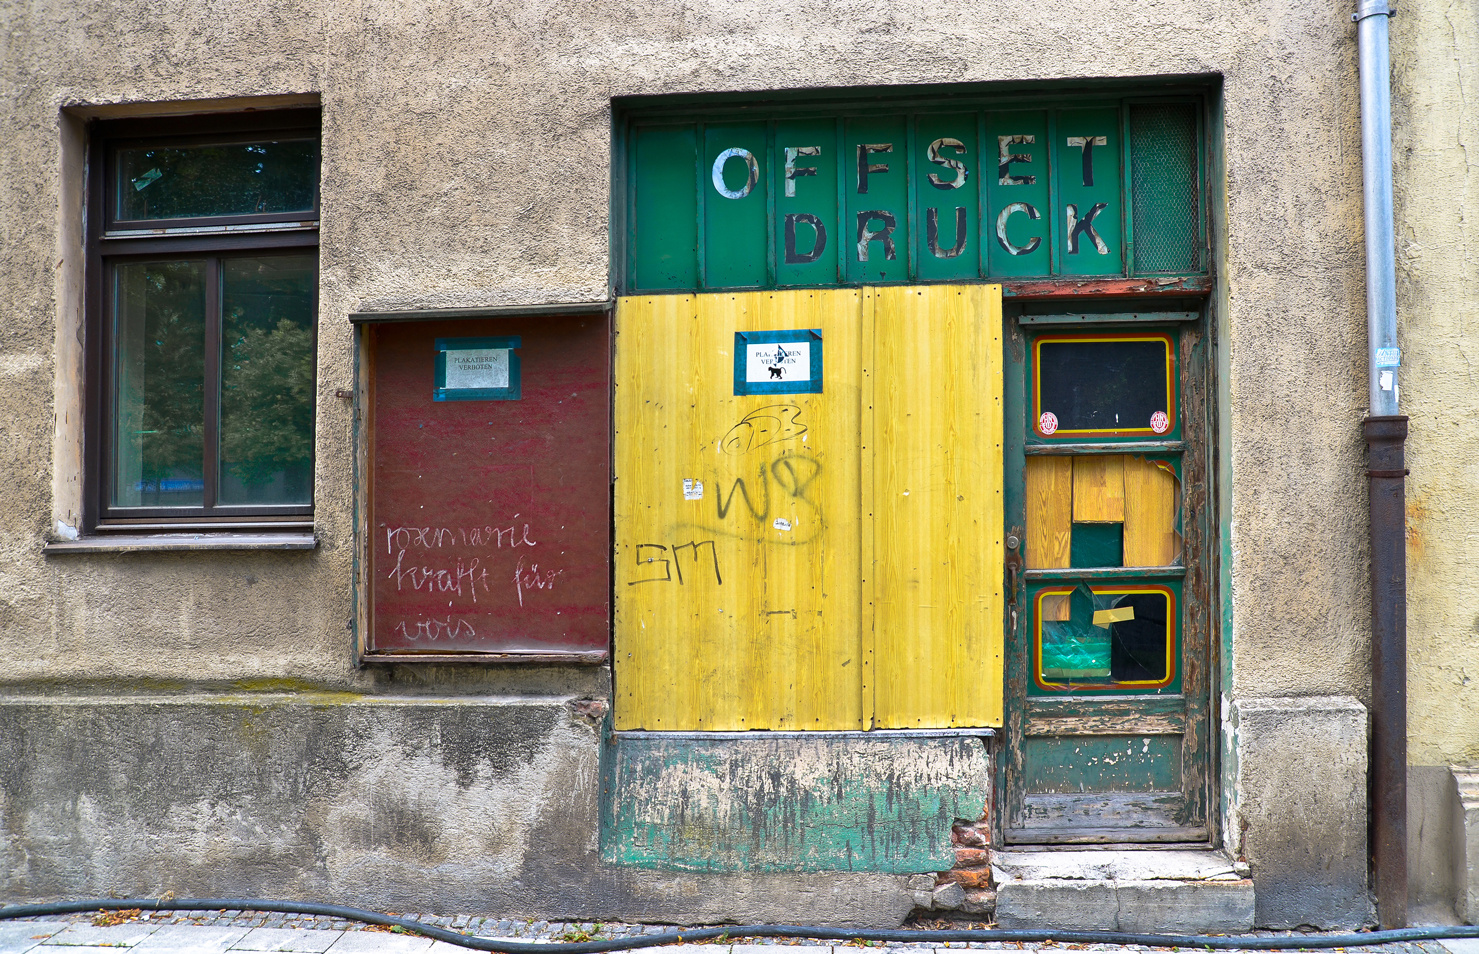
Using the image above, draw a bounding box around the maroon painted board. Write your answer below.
[367,316,610,657]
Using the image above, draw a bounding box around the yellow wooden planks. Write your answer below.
[1025,457,1073,569]
[868,284,1004,729]
[1072,455,1125,523]
[613,291,864,730]
[1122,456,1180,567]
[614,286,1004,732]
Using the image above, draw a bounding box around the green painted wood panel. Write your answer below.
[622,93,1206,292]
[601,732,991,872]
[774,118,841,287]
[985,110,1051,278]
[845,116,910,285]
[915,113,980,283]
[1023,734,1182,794]
[632,124,698,291]
[704,123,769,289]
[1056,108,1123,277]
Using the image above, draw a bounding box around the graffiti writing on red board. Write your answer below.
[385,521,537,554]
[385,550,491,602]
[392,616,477,642]
[512,557,564,607]
[627,540,722,586]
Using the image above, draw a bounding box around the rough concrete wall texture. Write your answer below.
[1391,0,1479,771]
[0,0,1375,925]
[1231,697,1372,929]
[0,697,913,926]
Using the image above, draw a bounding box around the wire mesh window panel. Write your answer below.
[1131,104,1202,274]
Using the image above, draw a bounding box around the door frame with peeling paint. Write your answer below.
[998,303,1216,845]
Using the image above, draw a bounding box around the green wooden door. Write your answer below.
[999,306,1214,844]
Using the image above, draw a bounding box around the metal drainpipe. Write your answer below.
[1354,0,1408,929]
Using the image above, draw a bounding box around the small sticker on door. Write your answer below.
[1038,411,1059,435]
[773,517,793,532]
[683,478,704,500]
[1149,410,1170,434]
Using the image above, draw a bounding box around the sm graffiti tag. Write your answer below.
[627,541,723,586]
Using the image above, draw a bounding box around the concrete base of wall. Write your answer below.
[0,694,913,926]
[1230,696,1373,929]
[1456,767,1479,925]
[1409,765,1463,924]
[991,849,1254,933]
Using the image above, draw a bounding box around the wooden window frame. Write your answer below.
[83,109,321,532]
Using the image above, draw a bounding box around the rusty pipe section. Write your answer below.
[1365,415,1408,928]
[1355,0,1406,928]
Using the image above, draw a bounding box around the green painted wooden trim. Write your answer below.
[617,89,1211,294]
[1018,311,1199,325]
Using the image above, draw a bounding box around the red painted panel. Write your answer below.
[368,316,610,656]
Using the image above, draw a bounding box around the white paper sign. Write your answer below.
[445,349,510,390]
[745,341,810,383]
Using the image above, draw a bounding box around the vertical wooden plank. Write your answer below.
[859,287,878,728]
[1024,457,1072,569]
[1072,455,1125,522]
[870,284,1004,728]
[613,290,864,731]
[1122,456,1180,567]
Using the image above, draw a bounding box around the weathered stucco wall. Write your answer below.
[1391,0,1479,769]
[0,0,1378,922]
[3,0,1370,706]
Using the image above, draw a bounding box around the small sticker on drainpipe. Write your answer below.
[1380,370,1394,391]
[1375,347,1401,367]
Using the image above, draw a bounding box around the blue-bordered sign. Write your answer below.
[435,336,522,401]
[733,329,823,395]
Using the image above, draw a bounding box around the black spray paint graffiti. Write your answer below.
[715,453,821,524]
[627,541,723,586]
[720,404,807,456]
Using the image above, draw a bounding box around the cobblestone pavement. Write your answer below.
[0,911,1474,954]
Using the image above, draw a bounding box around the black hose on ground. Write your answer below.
[2,898,1478,952]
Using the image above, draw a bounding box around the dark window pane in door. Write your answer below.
[1037,338,1170,433]
[1110,591,1170,682]
[218,255,316,505]
[115,139,319,221]
[111,261,206,507]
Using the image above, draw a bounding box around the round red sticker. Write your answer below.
[1150,410,1170,434]
[1038,411,1059,435]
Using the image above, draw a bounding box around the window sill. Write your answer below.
[43,531,317,554]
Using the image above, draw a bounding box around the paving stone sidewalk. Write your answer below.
[0,912,1473,954]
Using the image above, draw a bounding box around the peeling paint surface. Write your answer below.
[601,733,989,872]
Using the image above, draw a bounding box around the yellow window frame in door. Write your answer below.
[613,286,1003,731]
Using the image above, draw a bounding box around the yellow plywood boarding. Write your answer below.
[1123,456,1180,567]
[868,285,1005,729]
[1024,457,1073,569]
[1072,455,1126,523]
[613,291,864,730]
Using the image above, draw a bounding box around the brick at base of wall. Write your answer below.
[907,819,995,918]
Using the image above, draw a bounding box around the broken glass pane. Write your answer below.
[1037,584,1172,688]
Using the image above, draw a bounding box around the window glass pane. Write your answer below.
[112,261,206,507]
[1033,584,1175,692]
[1036,336,1171,435]
[218,255,316,505]
[114,139,319,221]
